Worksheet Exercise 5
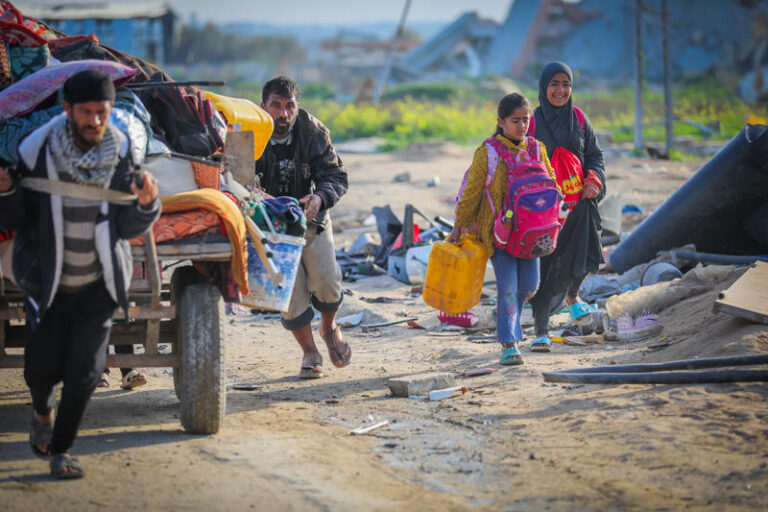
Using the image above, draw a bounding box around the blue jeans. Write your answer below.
[491,251,540,344]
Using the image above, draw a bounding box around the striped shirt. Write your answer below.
[56,170,103,292]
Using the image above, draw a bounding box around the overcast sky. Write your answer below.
[19,1,513,25]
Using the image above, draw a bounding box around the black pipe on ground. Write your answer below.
[542,354,768,384]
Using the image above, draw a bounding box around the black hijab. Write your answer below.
[536,61,581,155]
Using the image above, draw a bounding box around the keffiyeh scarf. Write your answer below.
[48,115,119,187]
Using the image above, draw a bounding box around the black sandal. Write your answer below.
[50,453,84,480]
[29,416,53,459]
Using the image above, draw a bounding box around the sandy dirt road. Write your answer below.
[1,142,767,511]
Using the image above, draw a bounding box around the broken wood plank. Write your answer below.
[713,261,768,325]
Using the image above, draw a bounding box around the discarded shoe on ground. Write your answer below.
[616,312,662,341]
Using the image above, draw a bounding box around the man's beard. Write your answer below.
[71,121,106,150]
[273,116,295,137]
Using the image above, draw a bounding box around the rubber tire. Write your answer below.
[172,267,226,434]
[170,267,203,401]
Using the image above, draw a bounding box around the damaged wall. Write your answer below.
[491,0,766,84]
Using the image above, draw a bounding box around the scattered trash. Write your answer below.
[426,176,440,187]
[640,261,683,286]
[438,311,479,327]
[616,312,662,341]
[362,317,418,330]
[349,420,389,435]
[388,372,456,397]
[348,233,377,254]
[407,320,426,329]
[393,172,411,183]
[249,310,282,320]
[462,368,496,377]
[429,386,468,401]
[361,296,401,303]
[465,335,497,343]
[230,383,260,391]
[552,334,604,345]
[337,311,365,328]
[622,204,644,214]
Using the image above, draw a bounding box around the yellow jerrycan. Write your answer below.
[203,91,274,160]
[422,234,488,314]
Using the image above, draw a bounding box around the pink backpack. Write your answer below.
[456,137,561,259]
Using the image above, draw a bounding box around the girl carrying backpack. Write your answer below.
[449,93,562,366]
[528,62,607,352]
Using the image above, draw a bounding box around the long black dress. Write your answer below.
[528,61,606,335]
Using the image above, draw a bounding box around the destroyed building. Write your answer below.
[393,0,767,88]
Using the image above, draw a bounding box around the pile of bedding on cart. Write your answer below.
[0,2,300,304]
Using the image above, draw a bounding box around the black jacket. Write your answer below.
[255,109,347,223]
[0,116,160,328]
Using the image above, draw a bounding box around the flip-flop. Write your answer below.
[568,302,592,321]
[299,353,323,379]
[50,453,84,480]
[529,336,552,353]
[500,344,524,366]
[29,416,53,459]
[320,326,351,368]
[96,372,110,388]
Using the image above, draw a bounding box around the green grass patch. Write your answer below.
[230,76,757,152]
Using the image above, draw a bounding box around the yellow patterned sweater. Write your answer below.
[454,134,559,257]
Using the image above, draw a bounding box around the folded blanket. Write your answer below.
[160,189,249,295]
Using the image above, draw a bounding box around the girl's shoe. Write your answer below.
[500,344,524,366]
[529,336,551,352]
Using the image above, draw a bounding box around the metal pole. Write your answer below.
[372,0,412,106]
[634,0,644,152]
[661,0,673,154]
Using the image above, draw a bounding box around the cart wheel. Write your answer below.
[171,266,226,434]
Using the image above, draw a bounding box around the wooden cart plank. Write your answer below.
[0,353,180,369]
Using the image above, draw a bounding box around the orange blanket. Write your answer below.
[159,189,249,295]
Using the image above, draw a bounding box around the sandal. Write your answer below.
[299,353,323,379]
[529,336,552,353]
[29,416,53,459]
[500,344,524,366]
[319,326,351,368]
[121,370,147,390]
[50,453,84,480]
[96,372,110,388]
[568,302,592,321]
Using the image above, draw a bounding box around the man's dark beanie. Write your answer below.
[62,69,116,104]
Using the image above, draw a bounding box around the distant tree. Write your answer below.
[168,23,305,64]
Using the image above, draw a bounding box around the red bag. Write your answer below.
[549,146,583,211]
